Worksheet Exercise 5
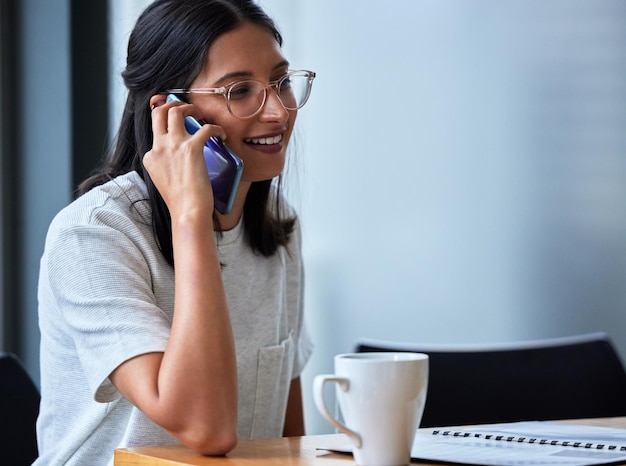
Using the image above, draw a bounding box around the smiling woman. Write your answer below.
[33,1,315,465]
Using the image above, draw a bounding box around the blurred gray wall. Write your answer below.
[259,0,626,433]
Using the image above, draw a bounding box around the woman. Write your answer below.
[34,1,315,464]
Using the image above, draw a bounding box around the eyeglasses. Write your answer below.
[166,70,316,119]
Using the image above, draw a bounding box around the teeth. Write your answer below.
[245,134,282,145]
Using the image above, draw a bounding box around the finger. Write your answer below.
[194,122,227,142]
[151,99,182,138]
[166,103,196,138]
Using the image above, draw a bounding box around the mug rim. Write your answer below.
[335,352,428,362]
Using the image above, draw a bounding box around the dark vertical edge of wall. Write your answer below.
[0,0,22,353]
[70,0,109,191]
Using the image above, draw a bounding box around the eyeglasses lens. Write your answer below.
[227,74,312,118]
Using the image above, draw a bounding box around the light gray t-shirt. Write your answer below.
[34,171,313,466]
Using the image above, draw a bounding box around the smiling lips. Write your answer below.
[245,134,282,145]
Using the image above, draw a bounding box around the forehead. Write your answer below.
[203,22,286,79]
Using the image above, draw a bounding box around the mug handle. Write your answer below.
[313,375,362,448]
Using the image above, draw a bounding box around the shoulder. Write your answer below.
[43,172,154,258]
[49,172,149,232]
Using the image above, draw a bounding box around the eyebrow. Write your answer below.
[214,60,290,84]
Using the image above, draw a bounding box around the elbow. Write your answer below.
[151,397,239,455]
[178,426,238,456]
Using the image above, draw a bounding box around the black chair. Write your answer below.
[0,352,40,465]
[356,332,626,428]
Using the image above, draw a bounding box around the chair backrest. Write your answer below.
[0,352,40,465]
[356,332,626,428]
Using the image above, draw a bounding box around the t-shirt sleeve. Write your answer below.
[45,222,171,403]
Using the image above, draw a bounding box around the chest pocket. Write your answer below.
[250,333,295,438]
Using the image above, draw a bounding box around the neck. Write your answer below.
[215,181,251,231]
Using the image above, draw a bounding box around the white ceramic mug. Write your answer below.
[313,352,429,466]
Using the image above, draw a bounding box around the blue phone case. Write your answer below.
[166,94,243,214]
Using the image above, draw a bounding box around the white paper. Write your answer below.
[321,421,626,466]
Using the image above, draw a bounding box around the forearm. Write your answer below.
[111,212,238,454]
[158,213,238,448]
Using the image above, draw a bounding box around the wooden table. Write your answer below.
[114,417,626,465]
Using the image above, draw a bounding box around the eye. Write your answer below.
[278,76,293,92]
[228,81,256,100]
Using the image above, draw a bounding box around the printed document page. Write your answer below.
[320,421,626,466]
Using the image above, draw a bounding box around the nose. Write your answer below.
[258,88,290,122]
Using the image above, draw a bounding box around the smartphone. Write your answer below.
[166,94,243,214]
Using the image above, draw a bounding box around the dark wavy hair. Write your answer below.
[78,0,295,266]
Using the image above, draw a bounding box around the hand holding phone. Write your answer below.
[166,94,243,214]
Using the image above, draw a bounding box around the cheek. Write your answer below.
[220,124,249,155]
[191,96,235,130]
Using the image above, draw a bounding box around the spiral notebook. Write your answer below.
[321,421,626,466]
[432,421,626,452]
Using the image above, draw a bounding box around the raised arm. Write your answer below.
[110,99,238,455]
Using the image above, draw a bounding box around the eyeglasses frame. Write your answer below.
[166,69,316,119]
